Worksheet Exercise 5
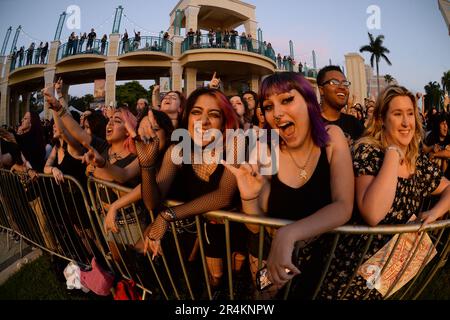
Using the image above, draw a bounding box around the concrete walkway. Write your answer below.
[0,230,42,285]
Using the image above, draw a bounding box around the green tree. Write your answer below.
[442,70,450,95]
[424,81,443,113]
[384,74,395,85]
[116,81,150,114]
[360,32,392,96]
[69,94,94,111]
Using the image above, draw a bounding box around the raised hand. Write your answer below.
[209,72,220,89]
[221,161,265,201]
[135,109,160,167]
[81,145,106,168]
[54,78,63,96]
[42,85,61,111]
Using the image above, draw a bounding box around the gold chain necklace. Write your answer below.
[285,143,316,180]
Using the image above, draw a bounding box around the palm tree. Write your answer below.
[384,74,395,85]
[360,33,392,96]
[424,81,443,113]
[442,70,450,95]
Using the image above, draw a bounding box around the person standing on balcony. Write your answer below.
[79,32,87,53]
[216,28,222,48]
[26,43,35,65]
[35,42,42,64]
[72,35,79,55]
[277,54,282,70]
[122,29,129,53]
[86,28,96,51]
[247,33,253,52]
[208,29,214,48]
[195,29,201,48]
[223,29,230,48]
[11,47,17,69]
[18,46,24,67]
[100,34,107,55]
[40,42,48,64]
[66,32,75,56]
[187,28,195,49]
[230,29,237,49]
[133,30,141,51]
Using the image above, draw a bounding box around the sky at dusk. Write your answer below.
[0,0,449,97]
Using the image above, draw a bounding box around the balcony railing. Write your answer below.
[181,34,276,62]
[10,47,49,72]
[57,39,108,62]
[119,36,173,56]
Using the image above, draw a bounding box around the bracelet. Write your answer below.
[386,146,404,160]
[57,106,68,118]
[159,206,177,222]
[241,195,259,201]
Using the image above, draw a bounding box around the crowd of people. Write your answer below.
[1,66,449,300]
[10,42,49,70]
[63,28,109,57]
[183,28,276,60]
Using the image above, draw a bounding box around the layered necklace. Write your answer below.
[285,143,316,181]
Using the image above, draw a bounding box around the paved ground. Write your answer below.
[0,229,42,285]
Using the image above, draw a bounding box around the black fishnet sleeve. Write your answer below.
[140,144,180,240]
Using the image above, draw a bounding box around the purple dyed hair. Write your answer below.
[259,72,329,147]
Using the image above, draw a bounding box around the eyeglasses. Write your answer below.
[162,94,178,100]
[321,79,351,88]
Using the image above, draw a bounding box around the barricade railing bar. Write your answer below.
[0,168,449,300]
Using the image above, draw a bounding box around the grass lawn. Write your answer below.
[0,254,106,300]
[0,253,448,300]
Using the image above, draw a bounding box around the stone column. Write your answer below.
[23,92,31,116]
[1,56,12,81]
[0,56,6,81]
[185,67,197,97]
[43,67,56,120]
[244,19,258,38]
[171,61,183,93]
[250,75,259,93]
[0,81,10,125]
[108,34,121,57]
[184,6,200,33]
[105,61,118,107]
[48,41,61,64]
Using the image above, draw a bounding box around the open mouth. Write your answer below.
[106,127,113,135]
[336,93,346,99]
[277,121,295,137]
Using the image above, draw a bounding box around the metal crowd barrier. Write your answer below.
[1,169,449,300]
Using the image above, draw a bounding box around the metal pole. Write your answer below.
[10,25,21,55]
[1,26,12,56]
[112,5,124,34]
[289,40,294,58]
[54,12,67,41]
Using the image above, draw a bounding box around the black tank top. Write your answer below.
[55,149,86,186]
[268,147,331,221]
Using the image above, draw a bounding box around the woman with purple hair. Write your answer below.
[224,72,354,298]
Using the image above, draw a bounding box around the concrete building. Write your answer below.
[344,53,367,106]
[439,0,450,35]
[0,0,318,126]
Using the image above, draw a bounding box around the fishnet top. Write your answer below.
[135,137,241,241]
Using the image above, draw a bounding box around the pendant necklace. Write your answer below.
[285,143,316,181]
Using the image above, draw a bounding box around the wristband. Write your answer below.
[159,206,177,222]
[386,146,404,163]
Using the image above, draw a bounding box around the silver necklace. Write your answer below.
[285,143,316,180]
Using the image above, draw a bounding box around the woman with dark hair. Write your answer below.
[83,111,108,140]
[135,87,246,295]
[15,111,46,172]
[151,85,186,129]
[423,113,450,178]
[224,72,353,298]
